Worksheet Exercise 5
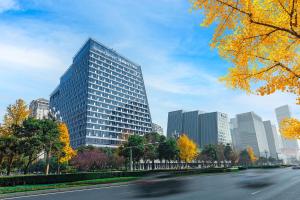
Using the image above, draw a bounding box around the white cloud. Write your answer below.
[146,69,221,96]
[0,0,19,13]
[0,43,63,69]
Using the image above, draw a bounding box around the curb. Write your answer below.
[0,181,135,199]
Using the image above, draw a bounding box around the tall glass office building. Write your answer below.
[167,110,231,148]
[50,38,152,148]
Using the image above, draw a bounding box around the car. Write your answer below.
[134,173,189,197]
[239,169,275,187]
[292,165,300,169]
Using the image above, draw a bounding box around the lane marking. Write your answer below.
[1,184,131,200]
[251,190,261,195]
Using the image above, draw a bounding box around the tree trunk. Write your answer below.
[24,154,33,174]
[45,149,51,175]
[0,154,3,169]
[144,160,147,170]
[57,164,61,174]
[151,159,155,170]
[6,154,14,176]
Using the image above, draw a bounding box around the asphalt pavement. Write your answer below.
[2,167,300,200]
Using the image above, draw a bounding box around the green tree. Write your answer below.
[40,119,60,175]
[120,135,145,168]
[201,144,217,167]
[3,135,20,175]
[143,132,160,170]
[239,149,251,166]
[19,118,44,174]
[216,144,225,165]
[158,137,179,165]
[223,144,239,166]
[224,144,233,161]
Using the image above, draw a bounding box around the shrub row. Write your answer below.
[0,168,235,187]
[0,171,150,186]
[238,165,283,170]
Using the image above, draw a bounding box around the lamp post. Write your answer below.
[129,147,133,171]
[122,141,163,171]
[264,150,268,165]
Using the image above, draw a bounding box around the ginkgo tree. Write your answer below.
[280,118,300,139]
[247,147,257,164]
[177,134,198,163]
[191,0,300,139]
[57,123,76,164]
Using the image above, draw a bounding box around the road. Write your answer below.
[3,168,300,200]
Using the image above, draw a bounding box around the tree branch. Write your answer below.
[213,0,300,38]
[241,29,278,41]
[276,0,290,15]
[215,0,251,16]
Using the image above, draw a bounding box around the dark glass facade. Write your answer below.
[50,38,152,148]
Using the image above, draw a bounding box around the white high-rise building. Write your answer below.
[230,118,241,151]
[29,98,49,120]
[275,105,299,160]
[263,120,282,159]
[230,112,269,157]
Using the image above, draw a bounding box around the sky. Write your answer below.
[0,0,300,133]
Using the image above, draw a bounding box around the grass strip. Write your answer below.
[0,177,138,194]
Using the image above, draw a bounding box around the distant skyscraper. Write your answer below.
[275,105,299,149]
[167,110,201,145]
[167,110,184,138]
[167,110,231,148]
[230,118,241,150]
[275,105,299,159]
[199,112,231,147]
[151,123,164,135]
[263,120,282,159]
[50,38,152,148]
[231,112,269,157]
[29,98,49,119]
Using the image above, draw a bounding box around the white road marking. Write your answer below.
[1,184,130,200]
[251,190,262,195]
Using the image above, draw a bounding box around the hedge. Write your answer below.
[0,168,234,187]
[0,171,149,186]
[238,165,283,170]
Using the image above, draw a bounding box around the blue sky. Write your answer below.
[0,0,299,132]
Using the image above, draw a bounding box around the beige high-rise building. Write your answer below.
[230,112,269,157]
[29,98,49,119]
[275,105,299,162]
